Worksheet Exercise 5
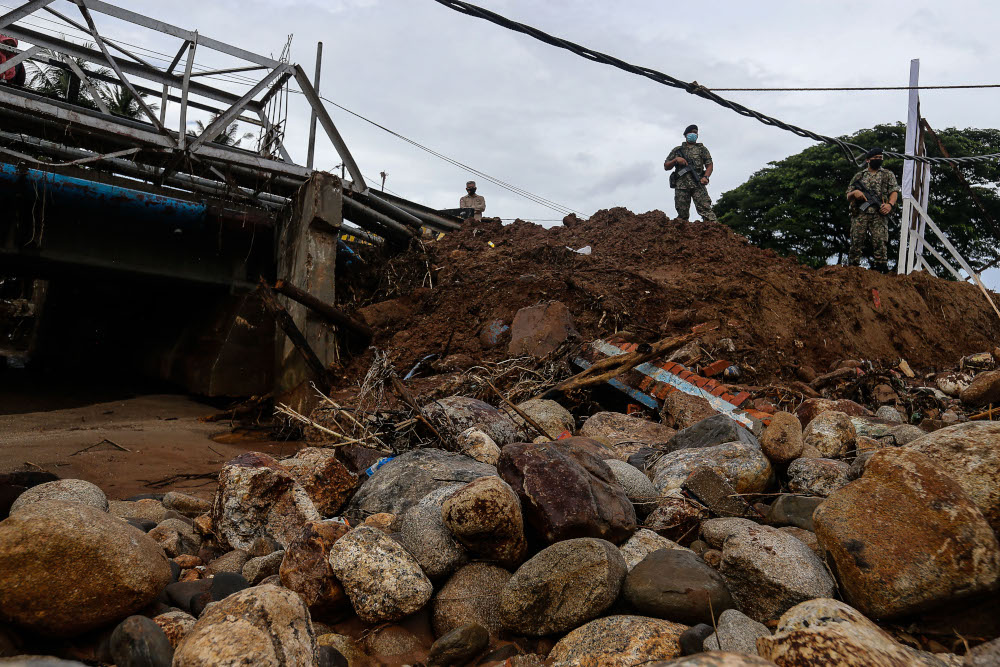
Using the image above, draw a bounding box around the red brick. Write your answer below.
[702,360,731,377]
[731,392,751,407]
[711,386,728,397]
[639,376,654,392]
[653,384,671,400]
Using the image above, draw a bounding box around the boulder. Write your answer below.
[432,563,510,639]
[658,653,777,666]
[703,609,769,654]
[499,441,636,544]
[813,448,1000,619]
[109,615,173,667]
[667,415,759,452]
[547,615,687,666]
[398,484,468,580]
[152,610,196,650]
[620,529,692,571]
[109,499,168,524]
[211,453,320,551]
[890,424,926,445]
[649,442,773,496]
[580,411,676,458]
[681,468,760,519]
[422,396,523,446]
[874,406,904,424]
[644,495,710,542]
[456,428,501,466]
[661,392,718,430]
[700,518,759,549]
[679,624,714,656]
[500,538,626,636]
[363,625,428,660]
[765,495,823,531]
[8,479,107,515]
[172,585,316,666]
[851,416,895,441]
[441,476,527,568]
[243,551,285,585]
[758,412,803,464]
[148,518,201,557]
[795,398,870,427]
[507,300,578,358]
[278,520,349,616]
[785,458,850,497]
[778,526,822,558]
[624,549,735,625]
[801,411,855,458]
[514,398,574,438]
[937,371,974,397]
[329,526,433,623]
[0,501,171,636]
[605,459,658,516]
[343,448,496,523]
[279,448,358,517]
[208,550,250,575]
[162,492,211,518]
[427,623,489,667]
[906,421,1000,531]
[757,598,923,666]
[718,522,836,622]
[960,370,1000,406]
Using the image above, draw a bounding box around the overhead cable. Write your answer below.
[430,0,1000,166]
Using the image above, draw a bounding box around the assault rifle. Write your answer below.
[669,148,704,189]
[849,177,883,213]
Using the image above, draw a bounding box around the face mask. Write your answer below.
[686,133,698,143]
[869,159,883,170]
[467,189,476,195]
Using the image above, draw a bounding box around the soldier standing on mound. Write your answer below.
[664,124,717,222]
[846,147,900,272]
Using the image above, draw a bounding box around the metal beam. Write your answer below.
[307,42,322,169]
[160,39,190,125]
[255,108,293,163]
[63,55,112,115]
[292,64,366,192]
[43,5,156,70]
[76,0,280,68]
[0,0,55,30]
[178,36,197,150]
[186,65,288,153]
[190,64,267,78]
[0,44,41,77]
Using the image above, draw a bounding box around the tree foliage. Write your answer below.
[715,123,1000,272]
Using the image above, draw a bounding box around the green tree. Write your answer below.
[715,123,1000,272]
[26,49,153,120]
[193,114,254,148]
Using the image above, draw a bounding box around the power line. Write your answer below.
[711,84,1000,92]
[431,0,1000,167]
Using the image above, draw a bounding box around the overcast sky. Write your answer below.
[15,1,1000,278]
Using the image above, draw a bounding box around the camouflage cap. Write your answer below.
[864,147,884,159]
[684,124,698,134]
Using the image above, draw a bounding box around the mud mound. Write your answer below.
[342,207,1000,384]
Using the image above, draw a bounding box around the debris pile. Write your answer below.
[2,211,1000,665]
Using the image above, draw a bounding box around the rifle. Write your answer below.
[849,177,883,213]
[669,147,704,189]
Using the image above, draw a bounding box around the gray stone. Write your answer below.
[580,411,676,459]
[718,522,836,622]
[441,476,526,568]
[343,448,496,524]
[624,549,735,625]
[890,424,926,445]
[848,451,875,480]
[0,501,171,636]
[802,411,856,458]
[777,526,821,557]
[148,518,201,557]
[432,563,510,640]
[700,518,759,549]
[679,624,714,656]
[9,479,108,515]
[162,492,212,518]
[242,550,285,585]
[668,414,759,452]
[398,484,467,580]
[172,584,316,666]
[422,395,524,446]
[207,550,250,575]
[765,495,823,531]
[500,538,626,636]
[329,526,433,624]
[786,458,850,497]
[110,615,173,667]
[682,468,760,519]
[109,499,168,524]
[547,615,687,666]
[605,459,658,516]
[649,441,773,496]
[645,495,710,542]
[514,399,574,439]
[661,391,718,431]
[759,411,804,464]
[875,406,904,424]
[456,428,500,466]
[703,609,769,654]
[427,623,489,667]
[619,528,691,571]
[507,301,578,359]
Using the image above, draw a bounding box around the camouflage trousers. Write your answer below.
[675,186,717,222]
[848,213,889,266]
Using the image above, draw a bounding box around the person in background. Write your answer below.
[664,124,716,222]
[460,180,486,221]
[846,147,900,272]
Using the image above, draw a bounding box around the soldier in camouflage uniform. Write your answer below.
[664,124,717,222]
[846,147,900,272]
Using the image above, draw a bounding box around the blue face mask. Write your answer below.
[686,133,698,143]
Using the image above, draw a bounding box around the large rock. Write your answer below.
[605,459,658,516]
[8,479,108,515]
[398,484,467,580]
[699,518,758,549]
[703,609,769,654]
[441,476,527,568]
[620,528,691,571]
[813,448,1000,619]
[211,453,320,551]
[906,421,1000,531]
[0,501,171,636]
[499,441,636,544]
[660,392,718,431]
[172,584,316,666]
[644,495,710,542]
[109,499,168,524]
[344,448,495,523]
[279,448,358,517]
[580,411,676,459]
[785,458,850,497]
[455,428,501,466]
[329,526,433,623]
[427,623,489,667]
[432,563,510,639]
[624,549,734,625]
[278,520,349,616]
[109,615,173,667]
[649,442,773,496]
[757,598,924,666]
[960,369,1000,406]
[654,654,776,666]
[508,300,578,358]
[500,538,626,636]
[667,415,759,452]
[765,495,823,531]
[148,517,201,557]
[718,522,836,622]
[514,398,574,439]
[795,398,870,427]
[422,396,523,446]
[758,412,803,464]
[801,411,855,458]
[548,615,687,666]
[162,492,211,517]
